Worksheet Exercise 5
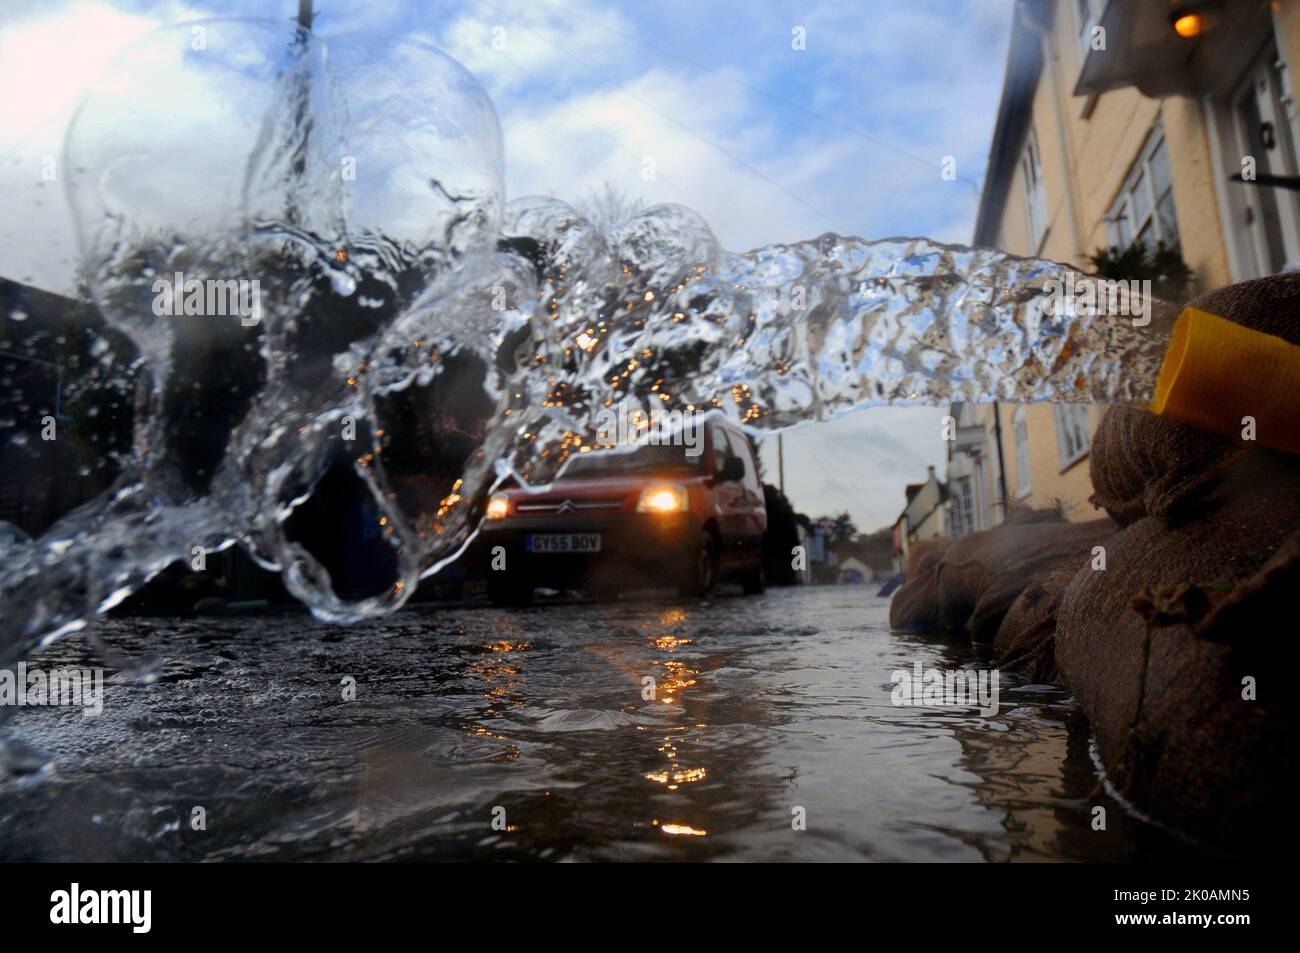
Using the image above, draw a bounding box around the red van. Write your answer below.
[478,417,767,606]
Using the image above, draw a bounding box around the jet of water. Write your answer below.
[0,19,1171,674]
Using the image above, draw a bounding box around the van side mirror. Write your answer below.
[719,455,745,482]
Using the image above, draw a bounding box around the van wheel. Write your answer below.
[487,574,533,608]
[678,534,717,597]
[741,564,766,595]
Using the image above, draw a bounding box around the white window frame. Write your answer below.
[1053,404,1091,470]
[1021,128,1049,253]
[1107,125,1180,251]
[1012,406,1032,499]
[945,476,972,538]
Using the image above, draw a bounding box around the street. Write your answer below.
[0,585,1187,862]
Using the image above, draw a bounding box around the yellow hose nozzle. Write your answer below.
[1150,306,1300,455]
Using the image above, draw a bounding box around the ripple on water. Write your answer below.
[0,588,1197,861]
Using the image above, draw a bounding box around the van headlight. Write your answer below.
[485,493,510,520]
[636,484,689,513]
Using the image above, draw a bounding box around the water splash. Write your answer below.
[1,19,1169,671]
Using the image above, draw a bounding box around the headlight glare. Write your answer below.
[636,484,689,513]
[485,494,510,520]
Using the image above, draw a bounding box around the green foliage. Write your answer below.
[814,511,859,549]
[1088,239,1193,302]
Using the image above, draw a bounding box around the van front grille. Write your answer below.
[514,499,624,514]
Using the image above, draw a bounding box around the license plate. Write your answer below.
[525,533,602,554]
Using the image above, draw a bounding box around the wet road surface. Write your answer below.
[0,585,1192,861]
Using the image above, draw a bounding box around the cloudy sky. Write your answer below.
[0,0,1013,532]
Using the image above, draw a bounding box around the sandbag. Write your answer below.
[888,537,952,630]
[1054,451,1300,854]
[956,515,1114,643]
[889,509,1114,642]
[993,567,1075,682]
[1089,274,1300,525]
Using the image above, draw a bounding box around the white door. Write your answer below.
[1231,43,1300,276]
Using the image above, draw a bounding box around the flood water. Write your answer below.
[0,585,1191,862]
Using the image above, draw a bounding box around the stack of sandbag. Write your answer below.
[888,536,953,631]
[1054,274,1299,854]
[889,507,1114,646]
[993,567,1076,682]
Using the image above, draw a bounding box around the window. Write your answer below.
[948,476,975,538]
[1021,128,1049,252]
[1053,404,1091,468]
[724,429,761,494]
[711,423,730,474]
[1108,127,1181,251]
[1013,406,1032,497]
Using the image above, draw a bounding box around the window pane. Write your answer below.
[726,430,760,491]
[712,427,728,472]
[1130,169,1152,226]
[1015,418,1030,488]
[1022,133,1047,250]
[1071,405,1090,453]
[1055,405,1091,463]
[1156,189,1180,245]
[1135,220,1153,250]
[1150,137,1172,198]
[1116,199,1134,247]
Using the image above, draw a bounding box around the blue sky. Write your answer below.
[0,0,1014,531]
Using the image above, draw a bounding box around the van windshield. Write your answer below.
[561,442,704,477]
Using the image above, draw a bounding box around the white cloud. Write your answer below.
[496,66,860,248]
[0,1,198,292]
[438,0,635,97]
[1,0,1010,529]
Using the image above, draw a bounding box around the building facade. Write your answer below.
[893,465,947,571]
[935,0,1300,537]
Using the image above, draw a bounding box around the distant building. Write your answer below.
[837,556,875,585]
[984,0,1300,293]
[892,465,947,571]
[942,399,1101,531]
[942,401,1003,537]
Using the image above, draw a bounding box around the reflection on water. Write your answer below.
[0,587,1195,861]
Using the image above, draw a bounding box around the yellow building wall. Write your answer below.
[978,0,1292,521]
[1031,2,1233,292]
[1161,96,1233,291]
[1026,69,1076,263]
[962,0,1300,528]
[995,402,1104,520]
[1277,2,1300,101]
[913,505,946,542]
